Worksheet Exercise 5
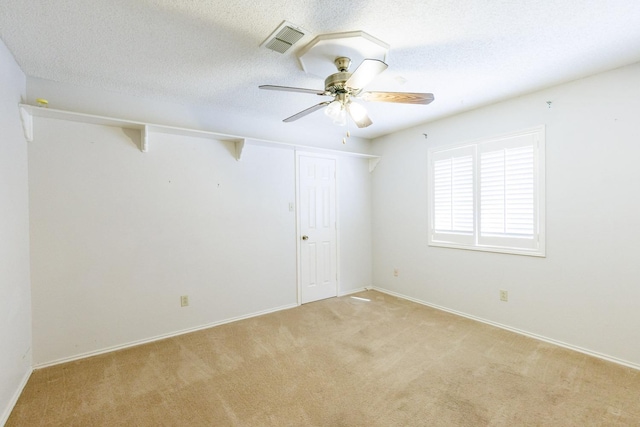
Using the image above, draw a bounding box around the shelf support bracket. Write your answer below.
[369,157,381,172]
[19,105,33,142]
[235,139,246,161]
[141,125,149,152]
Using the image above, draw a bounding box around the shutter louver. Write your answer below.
[480,146,534,238]
[434,158,452,231]
[434,155,473,234]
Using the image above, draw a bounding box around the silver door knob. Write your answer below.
[302,235,309,240]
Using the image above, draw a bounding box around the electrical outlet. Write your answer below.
[393,268,399,277]
[180,295,189,307]
[500,290,508,302]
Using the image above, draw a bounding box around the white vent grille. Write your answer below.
[262,21,306,54]
[266,37,294,54]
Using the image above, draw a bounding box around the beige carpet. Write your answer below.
[7,290,640,426]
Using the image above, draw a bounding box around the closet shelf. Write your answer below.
[19,104,381,170]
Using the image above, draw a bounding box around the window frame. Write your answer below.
[427,126,546,257]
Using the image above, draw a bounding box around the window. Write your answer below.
[428,126,545,256]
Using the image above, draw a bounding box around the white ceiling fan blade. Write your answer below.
[283,101,332,122]
[259,85,327,96]
[360,91,435,105]
[346,102,373,128]
[345,59,388,90]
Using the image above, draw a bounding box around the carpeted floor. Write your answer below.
[7,290,640,426]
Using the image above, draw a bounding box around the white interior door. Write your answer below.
[298,155,338,304]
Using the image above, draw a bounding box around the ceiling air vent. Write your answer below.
[262,21,306,54]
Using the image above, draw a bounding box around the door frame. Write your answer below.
[295,151,340,305]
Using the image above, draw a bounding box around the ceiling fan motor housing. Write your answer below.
[325,72,351,94]
[324,57,355,94]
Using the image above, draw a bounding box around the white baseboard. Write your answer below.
[1,367,32,426]
[34,302,298,369]
[372,286,640,372]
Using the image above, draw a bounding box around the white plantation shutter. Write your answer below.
[433,156,474,232]
[433,158,454,231]
[480,145,534,237]
[430,146,475,246]
[428,127,544,256]
[478,134,538,250]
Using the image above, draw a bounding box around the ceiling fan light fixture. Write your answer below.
[347,101,367,122]
[334,109,347,126]
[325,100,346,125]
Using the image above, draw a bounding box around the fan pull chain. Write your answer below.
[342,115,351,144]
[343,130,351,145]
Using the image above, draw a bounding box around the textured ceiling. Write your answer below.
[1,0,640,139]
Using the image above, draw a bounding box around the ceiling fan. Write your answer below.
[259,57,435,128]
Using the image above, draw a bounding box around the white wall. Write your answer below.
[337,156,373,294]
[28,116,373,365]
[371,62,640,367]
[0,39,32,424]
